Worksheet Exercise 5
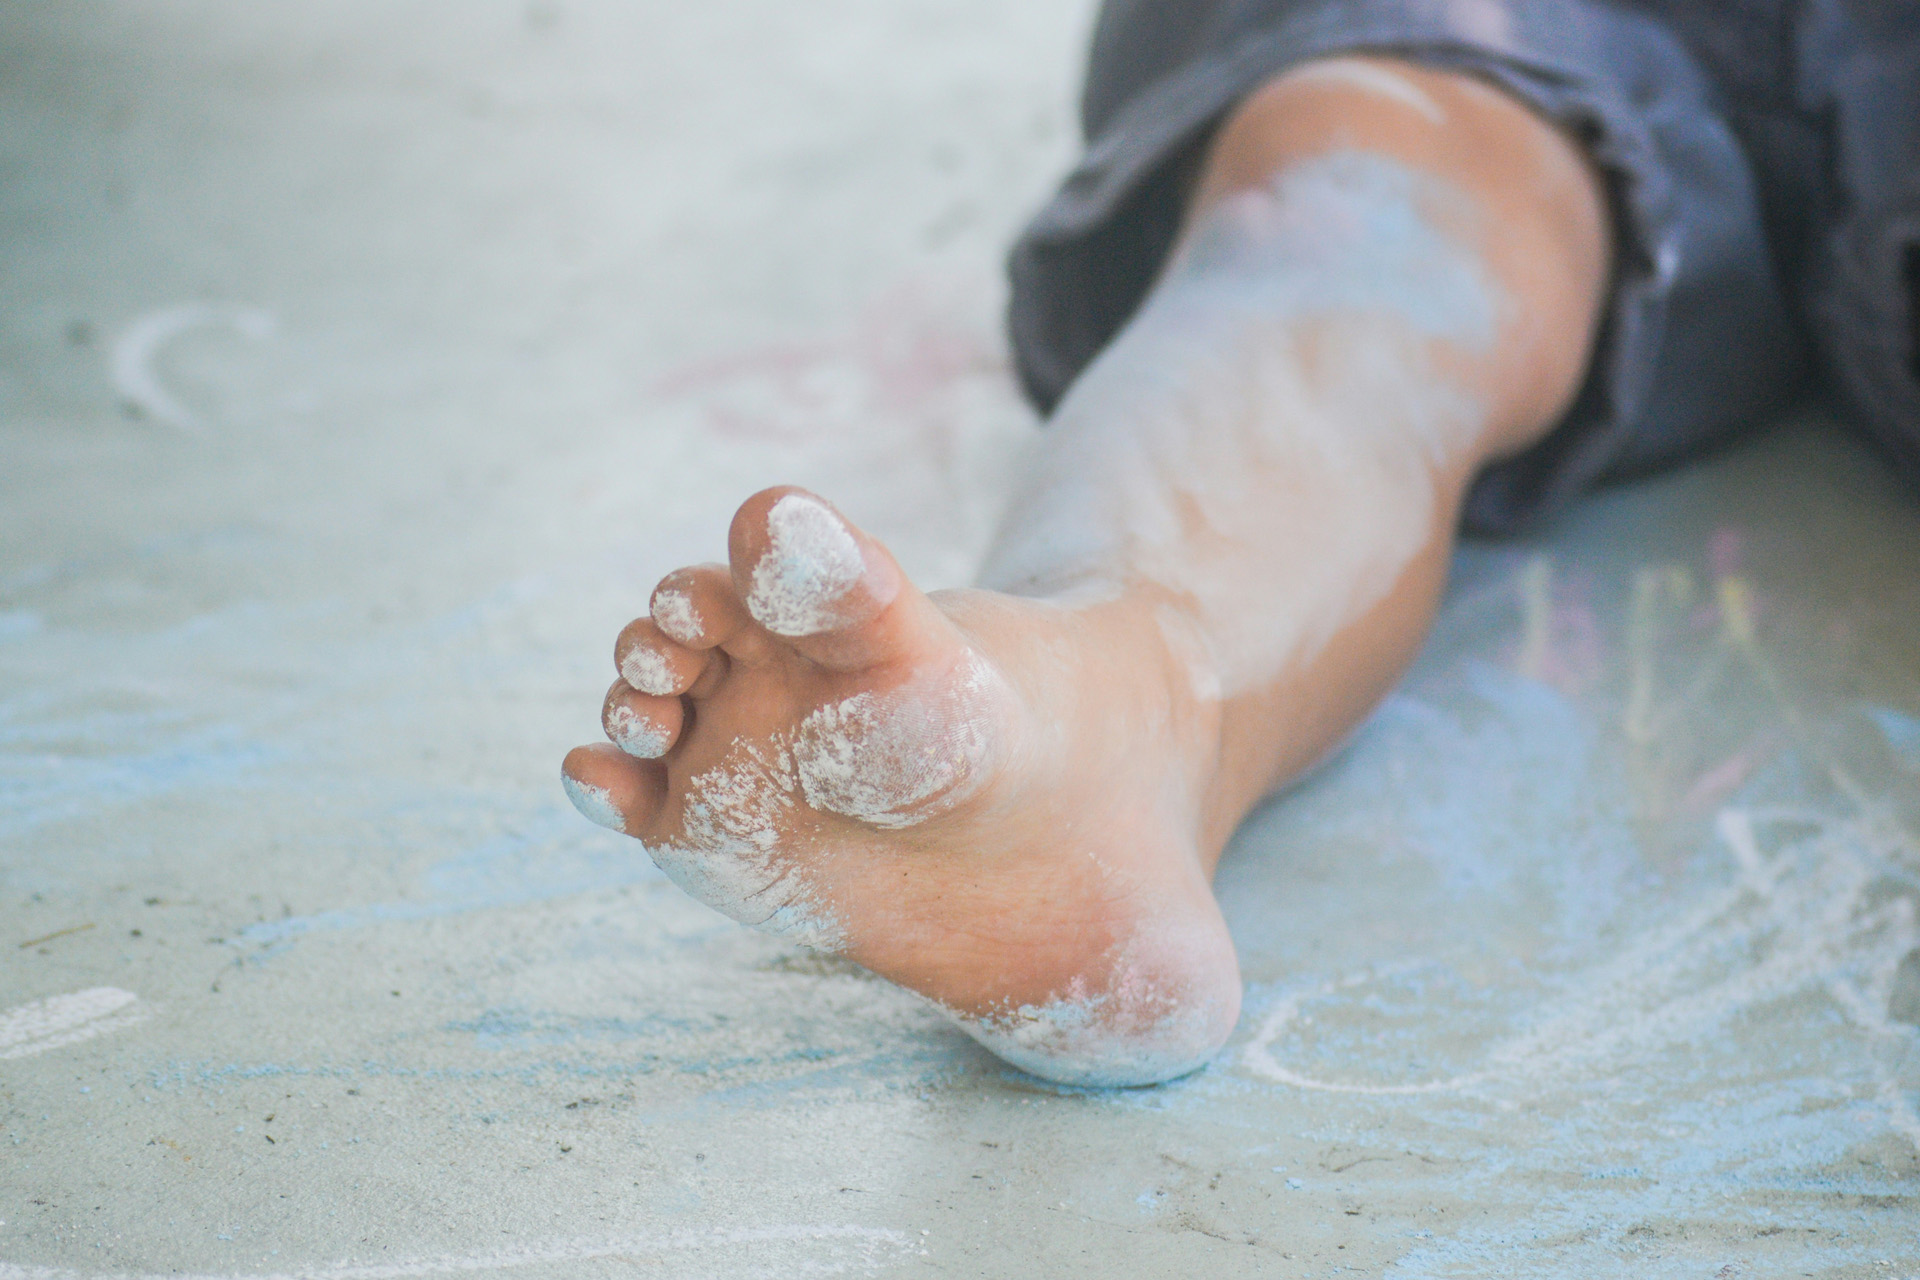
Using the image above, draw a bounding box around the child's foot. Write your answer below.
[561,487,1241,1086]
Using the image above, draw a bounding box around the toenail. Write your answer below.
[561,774,626,833]
[651,588,704,645]
[745,494,864,637]
[619,644,680,696]
[607,705,671,759]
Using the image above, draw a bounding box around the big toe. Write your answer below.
[728,486,957,673]
[729,487,900,639]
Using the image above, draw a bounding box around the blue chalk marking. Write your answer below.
[1172,149,1500,350]
[234,804,662,956]
[1220,655,1918,1278]
[1868,705,1920,767]
[0,523,266,599]
[444,1008,704,1050]
[0,719,286,843]
[679,1045,963,1113]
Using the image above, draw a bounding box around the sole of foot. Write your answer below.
[562,486,1241,1086]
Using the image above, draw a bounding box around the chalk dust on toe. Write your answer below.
[746,494,866,637]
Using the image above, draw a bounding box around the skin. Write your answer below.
[562,58,1610,1084]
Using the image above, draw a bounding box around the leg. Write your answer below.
[986,56,1610,845]
[562,58,1609,1085]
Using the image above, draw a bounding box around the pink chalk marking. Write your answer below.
[651,279,1002,447]
[1709,526,1744,578]
[1677,742,1775,816]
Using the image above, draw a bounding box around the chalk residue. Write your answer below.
[605,704,671,759]
[746,494,865,637]
[0,1223,916,1280]
[0,987,146,1061]
[560,774,626,834]
[646,740,847,952]
[110,302,276,433]
[1283,57,1446,123]
[650,587,703,645]
[958,992,1226,1089]
[1243,805,1920,1140]
[794,654,996,828]
[618,643,679,697]
[1869,704,1920,768]
[629,652,1005,951]
[981,150,1500,693]
[953,932,1236,1087]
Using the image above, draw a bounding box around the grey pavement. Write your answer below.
[3,4,1917,1277]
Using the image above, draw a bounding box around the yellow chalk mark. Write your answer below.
[1624,566,1693,744]
[1516,554,1552,681]
[1705,568,1918,866]
[1717,575,1756,650]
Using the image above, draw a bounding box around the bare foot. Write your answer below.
[561,486,1241,1085]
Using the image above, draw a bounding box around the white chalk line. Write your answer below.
[110,303,276,433]
[1244,806,1920,1131]
[1282,58,1447,124]
[1241,965,1486,1096]
[0,1225,916,1280]
[0,987,146,1061]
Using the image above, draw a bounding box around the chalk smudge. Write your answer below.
[110,303,275,433]
[746,494,865,637]
[649,587,703,646]
[952,934,1236,1089]
[1284,57,1446,123]
[560,774,626,834]
[983,150,1501,692]
[1870,705,1920,769]
[618,642,680,697]
[0,609,43,641]
[605,703,672,758]
[0,987,145,1061]
[1622,564,1695,743]
[793,654,996,829]
[234,804,665,958]
[646,739,847,952]
[1515,554,1553,682]
[1244,806,1920,1144]
[579,638,1005,952]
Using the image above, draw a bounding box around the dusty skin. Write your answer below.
[563,59,1610,1085]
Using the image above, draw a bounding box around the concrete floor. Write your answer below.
[3,4,1918,1277]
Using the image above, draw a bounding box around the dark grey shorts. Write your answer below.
[1007,0,1920,532]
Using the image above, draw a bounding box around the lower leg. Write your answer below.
[562,58,1609,1085]
[984,56,1611,851]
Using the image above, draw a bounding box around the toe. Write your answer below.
[615,619,706,696]
[650,564,744,649]
[728,485,958,673]
[729,487,902,641]
[561,744,666,835]
[602,679,685,759]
